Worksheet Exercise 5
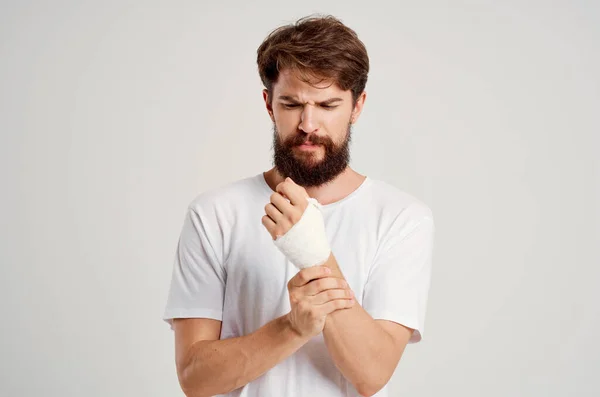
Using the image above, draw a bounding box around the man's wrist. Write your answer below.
[322,252,345,279]
[280,313,311,343]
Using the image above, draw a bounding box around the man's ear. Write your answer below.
[350,91,367,124]
[263,89,275,122]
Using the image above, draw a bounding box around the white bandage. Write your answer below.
[273,197,331,269]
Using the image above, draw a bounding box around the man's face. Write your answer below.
[264,69,365,187]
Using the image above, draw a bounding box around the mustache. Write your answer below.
[288,134,329,146]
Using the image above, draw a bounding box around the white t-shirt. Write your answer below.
[163,173,435,397]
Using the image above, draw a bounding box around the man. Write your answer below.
[163,15,435,397]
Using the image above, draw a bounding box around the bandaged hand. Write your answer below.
[261,177,331,269]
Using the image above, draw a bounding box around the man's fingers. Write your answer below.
[305,277,348,296]
[311,288,354,305]
[261,215,277,239]
[270,192,293,213]
[264,202,284,223]
[288,266,331,288]
[276,178,308,206]
[318,297,355,315]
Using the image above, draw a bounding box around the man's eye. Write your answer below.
[321,105,337,109]
[283,104,299,109]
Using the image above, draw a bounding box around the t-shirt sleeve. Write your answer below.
[162,206,226,330]
[362,208,435,343]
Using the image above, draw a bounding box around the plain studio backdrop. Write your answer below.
[1,1,598,396]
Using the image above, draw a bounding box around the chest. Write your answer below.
[222,214,378,321]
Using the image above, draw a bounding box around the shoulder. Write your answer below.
[364,178,434,224]
[187,174,263,214]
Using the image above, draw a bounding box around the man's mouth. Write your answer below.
[296,141,320,150]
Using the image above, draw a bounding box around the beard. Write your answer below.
[271,121,352,187]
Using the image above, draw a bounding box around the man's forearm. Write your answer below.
[323,300,401,396]
[322,253,405,396]
[180,314,308,397]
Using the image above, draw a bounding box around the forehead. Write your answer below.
[273,68,349,100]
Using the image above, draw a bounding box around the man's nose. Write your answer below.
[299,105,318,133]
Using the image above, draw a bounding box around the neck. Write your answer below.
[263,167,366,206]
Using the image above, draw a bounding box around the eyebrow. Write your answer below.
[278,96,344,105]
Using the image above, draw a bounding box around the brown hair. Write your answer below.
[257,15,369,106]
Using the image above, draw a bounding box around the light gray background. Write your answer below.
[1,1,598,396]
